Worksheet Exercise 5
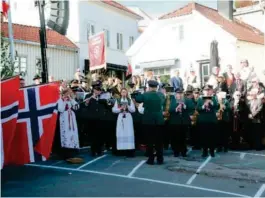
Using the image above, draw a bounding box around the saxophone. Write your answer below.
[191,98,199,125]
[164,94,171,120]
[216,98,224,121]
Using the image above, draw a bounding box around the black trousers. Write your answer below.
[199,123,217,152]
[144,125,163,160]
[163,121,170,149]
[101,120,116,150]
[169,124,187,154]
[190,124,200,148]
[87,120,104,154]
[250,123,263,150]
[217,121,230,150]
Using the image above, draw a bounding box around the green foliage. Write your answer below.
[160,75,170,84]
[0,34,22,79]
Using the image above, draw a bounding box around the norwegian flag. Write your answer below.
[126,63,132,77]
[1,0,9,18]
[6,82,60,165]
[0,76,20,169]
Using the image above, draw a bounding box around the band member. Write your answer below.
[190,88,201,150]
[136,80,165,165]
[216,91,231,152]
[197,85,219,157]
[247,89,263,150]
[83,81,105,156]
[33,74,41,85]
[58,88,80,160]
[112,88,136,157]
[168,88,192,157]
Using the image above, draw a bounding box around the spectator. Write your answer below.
[20,77,25,88]
[33,74,41,85]
[170,70,183,91]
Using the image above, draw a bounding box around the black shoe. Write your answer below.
[157,157,164,165]
[202,150,208,157]
[181,152,187,157]
[210,150,215,157]
[146,158,154,165]
[174,152,180,157]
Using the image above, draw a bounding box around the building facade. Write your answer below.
[126,3,264,87]
[1,22,79,85]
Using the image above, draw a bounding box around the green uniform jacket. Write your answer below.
[196,97,219,124]
[168,97,193,125]
[136,91,165,125]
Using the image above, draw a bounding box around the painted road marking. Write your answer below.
[231,151,265,157]
[76,154,107,170]
[254,184,265,198]
[240,153,246,159]
[186,156,211,185]
[50,161,64,166]
[127,160,146,177]
[25,163,249,197]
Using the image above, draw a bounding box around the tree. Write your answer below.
[0,33,21,79]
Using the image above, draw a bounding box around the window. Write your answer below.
[201,63,210,86]
[179,25,184,41]
[149,68,170,76]
[35,58,49,75]
[103,29,110,47]
[129,36,134,47]
[117,33,123,50]
[14,56,27,74]
[87,23,95,40]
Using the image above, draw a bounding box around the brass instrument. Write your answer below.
[191,110,199,125]
[164,94,171,120]
[216,98,225,121]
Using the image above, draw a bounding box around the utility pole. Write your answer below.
[36,0,48,83]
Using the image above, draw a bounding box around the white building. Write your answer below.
[126,2,265,87]
[234,1,265,33]
[67,0,142,76]
[127,6,153,33]
[1,22,79,85]
[7,0,142,78]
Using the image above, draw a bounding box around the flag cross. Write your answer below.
[1,104,18,122]
[18,88,57,161]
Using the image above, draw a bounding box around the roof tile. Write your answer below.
[1,22,78,49]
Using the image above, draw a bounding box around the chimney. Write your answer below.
[217,0,234,21]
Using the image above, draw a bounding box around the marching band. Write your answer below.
[53,69,265,165]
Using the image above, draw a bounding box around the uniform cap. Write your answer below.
[33,74,41,80]
[148,80,158,88]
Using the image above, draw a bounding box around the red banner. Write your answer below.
[89,31,106,71]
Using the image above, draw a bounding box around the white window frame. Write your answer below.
[14,56,27,74]
[179,25,184,41]
[87,23,95,40]
[103,29,110,47]
[129,36,134,47]
[117,33,123,50]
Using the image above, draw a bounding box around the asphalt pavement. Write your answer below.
[1,148,265,197]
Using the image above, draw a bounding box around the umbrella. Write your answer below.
[210,40,219,68]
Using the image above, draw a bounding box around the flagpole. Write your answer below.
[7,0,15,63]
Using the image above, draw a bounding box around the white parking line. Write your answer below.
[254,184,265,198]
[231,151,265,157]
[76,154,107,170]
[51,161,64,166]
[240,153,246,159]
[25,163,249,197]
[186,156,211,185]
[127,160,146,177]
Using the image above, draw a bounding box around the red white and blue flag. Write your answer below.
[1,0,9,18]
[0,76,20,169]
[6,82,60,165]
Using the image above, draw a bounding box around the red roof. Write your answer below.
[159,3,264,45]
[101,0,143,19]
[1,22,78,49]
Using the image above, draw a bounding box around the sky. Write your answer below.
[119,0,217,18]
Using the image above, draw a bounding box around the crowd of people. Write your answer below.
[24,59,265,165]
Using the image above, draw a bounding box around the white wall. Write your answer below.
[128,11,237,86]
[12,41,78,85]
[68,0,140,70]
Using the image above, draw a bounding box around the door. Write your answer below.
[200,62,210,87]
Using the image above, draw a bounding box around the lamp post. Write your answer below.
[36,0,48,83]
